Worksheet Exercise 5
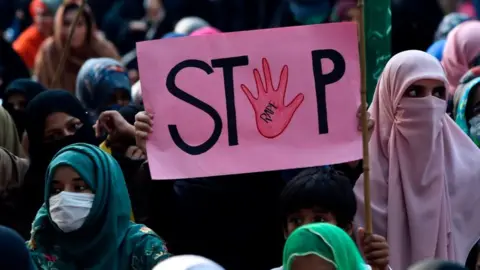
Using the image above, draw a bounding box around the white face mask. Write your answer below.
[49,191,95,233]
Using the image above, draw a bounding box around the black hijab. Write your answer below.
[0,226,36,269]
[21,90,98,222]
[25,89,98,163]
[3,79,47,136]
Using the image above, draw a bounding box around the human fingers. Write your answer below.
[134,121,152,135]
[363,238,389,255]
[131,147,146,159]
[135,111,154,126]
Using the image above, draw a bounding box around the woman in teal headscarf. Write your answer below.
[27,143,170,269]
[283,223,365,270]
[454,66,480,147]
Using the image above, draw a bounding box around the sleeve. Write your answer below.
[131,228,171,269]
[12,35,35,70]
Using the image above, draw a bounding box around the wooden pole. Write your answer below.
[357,0,373,235]
[52,0,87,87]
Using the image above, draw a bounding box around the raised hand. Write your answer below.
[94,110,135,140]
[241,58,304,138]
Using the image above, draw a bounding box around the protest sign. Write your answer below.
[137,23,362,180]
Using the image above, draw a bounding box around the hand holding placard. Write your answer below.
[137,23,361,179]
[241,58,304,139]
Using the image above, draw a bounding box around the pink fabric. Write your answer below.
[442,21,480,94]
[189,26,221,36]
[354,50,480,270]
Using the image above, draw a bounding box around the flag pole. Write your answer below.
[357,0,373,236]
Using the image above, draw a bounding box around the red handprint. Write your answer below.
[241,58,304,138]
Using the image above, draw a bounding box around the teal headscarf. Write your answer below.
[283,223,364,270]
[455,74,480,147]
[27,143,169,269]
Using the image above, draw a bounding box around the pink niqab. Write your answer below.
[355,50,480,270]
[442,21,480,94]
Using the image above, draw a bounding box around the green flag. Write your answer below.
[364,0,391,103]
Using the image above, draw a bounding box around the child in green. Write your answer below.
[272,167,390,270]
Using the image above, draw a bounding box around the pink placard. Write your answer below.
[137,23,362,180]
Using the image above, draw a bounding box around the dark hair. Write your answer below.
[279,167,356,230]
[465,241,480,270]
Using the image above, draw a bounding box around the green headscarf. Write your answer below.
[283,223,364,270]
[27,143,168,269]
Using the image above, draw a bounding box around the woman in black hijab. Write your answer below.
[20,90,99,227]
[2,79,46,137]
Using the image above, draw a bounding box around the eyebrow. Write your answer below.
[409,84,426,90]
[73,177,84,182]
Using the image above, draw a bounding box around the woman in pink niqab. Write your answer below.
[354,50,480,270]
[442,21,480,95]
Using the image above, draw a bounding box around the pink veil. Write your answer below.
[355,50,480,269]
[442,21,480,94]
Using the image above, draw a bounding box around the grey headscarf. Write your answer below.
[434,12,472,41]
[174,17,210,35]
[153,255,225,270]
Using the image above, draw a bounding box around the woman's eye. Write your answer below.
[314,216,326,223]
[68,122,83,133]
[76,186,87,192]
[407,89,418,97]
[289,217,303,226]
[432,87,446,99]
[472,105,480,115]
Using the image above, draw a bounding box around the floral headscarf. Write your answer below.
[454,66,480,146]
[76,57,131,118]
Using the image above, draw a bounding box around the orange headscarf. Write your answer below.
[33,1,120,93]
[12,0,48,69]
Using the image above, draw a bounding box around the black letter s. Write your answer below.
[166,60,222,155]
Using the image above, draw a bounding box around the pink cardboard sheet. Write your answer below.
[137,23,362,180]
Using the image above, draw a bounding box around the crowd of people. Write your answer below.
[1,0,480,269]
